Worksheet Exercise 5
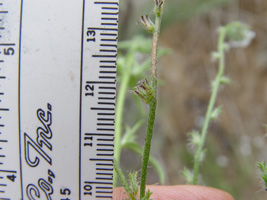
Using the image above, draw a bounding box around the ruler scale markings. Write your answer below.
[96,190,113,193]
[96,191,113,194]
[94,2,119,5]
[99,91,115,94]
[101,17,118,20]
[88,27,117,31]
[97,138,114,141]
[102,12,119,15]
[100,33,117,36]
[97,118,114,121]
[96,173,113,177]
[102,7,118,10]
[96,186,113,189]
[97,143,114,147]
[100,49,116,52]
[96,196,112,198]
[97,128,114,131]
[0,43,15,46]
[101,39,117,42]
[58,0,119,198]
[97,123,114,126]
[99,86,116,89]
[98,111,115,115]
[98,102,116,106]
[97,149,113,151]
[100,66,116,68]
[0,108,9,111]
[99,76,116,79]
[100,60,116,63]
[99,71,116,73]
[85,181,112,185]
[96,168,113,171]
[98,97,116,100]
[101,23,117,26]
[93,54,117,57]
[96,177,113,180]
[95,164,113,167]
[97,153,114,156]
[85,133,114,136]
[101,44,117,48]
[86,81,115,84]
[91,107,115,111]
[0,170,16,173]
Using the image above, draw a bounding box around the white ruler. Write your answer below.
[0,0,118,199]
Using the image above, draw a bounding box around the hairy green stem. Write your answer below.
[114,49,135,187]
[140,5,163,198]
[139,98,157,198]
[192,28,227,184]
[113,160,133,196]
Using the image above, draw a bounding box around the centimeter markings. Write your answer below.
[0,0,20,199]
[80,1,118,199]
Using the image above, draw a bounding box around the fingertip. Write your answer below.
[113,185,235,200]
[148,185,234,200]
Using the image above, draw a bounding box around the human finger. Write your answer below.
[113,185,234,200]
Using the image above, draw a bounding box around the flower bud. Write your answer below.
[133,79,155,105]
[139,15,155,33]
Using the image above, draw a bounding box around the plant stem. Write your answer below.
[139,5,163,198]
[192,28,227,184]
[114,48,135,187]
[140,99,157,198]
[113,159,134,198]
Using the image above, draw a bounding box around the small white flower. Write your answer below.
[228,29,256,48]
[224,21,256,49]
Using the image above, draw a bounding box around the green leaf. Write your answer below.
[188,130,201,149]
[128,171,139,196]
[181,167,194,184]
[121,120,145,147]
[141,189,153,200]
[124,142,166,185]
[220,76,231,85]
[211,106,223,120]
[257,161,267,189]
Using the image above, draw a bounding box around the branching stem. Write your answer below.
[192,28,227,184]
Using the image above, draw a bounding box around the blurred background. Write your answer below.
[117,0,267,199]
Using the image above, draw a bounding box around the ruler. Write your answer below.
[0,0,118,199]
